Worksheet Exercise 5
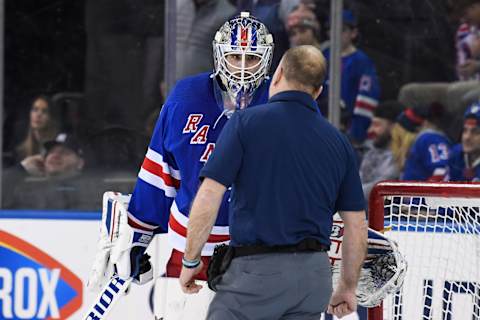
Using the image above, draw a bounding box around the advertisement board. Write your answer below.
[0,211,155,320]
[0,211,366,320]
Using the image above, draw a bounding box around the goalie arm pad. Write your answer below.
[88,192,155,291]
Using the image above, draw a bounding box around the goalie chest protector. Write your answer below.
[128,72,270,255]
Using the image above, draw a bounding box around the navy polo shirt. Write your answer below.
[200,90,365,247]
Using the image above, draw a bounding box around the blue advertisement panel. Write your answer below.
[0,229,83,319]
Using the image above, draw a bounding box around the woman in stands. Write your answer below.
[15,95,58,165]
[391,108,423,174]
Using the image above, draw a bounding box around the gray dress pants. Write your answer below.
[206,251,332,320]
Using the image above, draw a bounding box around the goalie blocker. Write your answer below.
[88,192,406,315]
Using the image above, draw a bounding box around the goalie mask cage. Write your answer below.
[368,181,480,320]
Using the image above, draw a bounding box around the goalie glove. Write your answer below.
[355,230,407,307]
[329,215,407,308]
[87,192,155,291]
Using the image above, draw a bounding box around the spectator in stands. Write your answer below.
[447,102,480,181]
[15,95,58,166]
[456,1,480,80]
[402,103,451,181]
[43,133,85,179]
[240,0,329,72]
[238,0,298,71]
[3,133,104,210]
[175,0,236,81]
[391,107,423,174]
[4,133,83,182]
[283,3,332,116]
[285,3,323,49]
[321,10,381,145]
[398,1,480,137]
[360,101,404,200]
[454,1,480,118]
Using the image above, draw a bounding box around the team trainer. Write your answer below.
[180,45,368,320]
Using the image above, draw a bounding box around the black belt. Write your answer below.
[233,238,329,258]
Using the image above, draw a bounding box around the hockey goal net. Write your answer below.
[368,181,480,320]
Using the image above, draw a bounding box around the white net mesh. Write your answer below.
[381,194,480,320]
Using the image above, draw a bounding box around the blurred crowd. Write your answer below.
[3,0,480,210]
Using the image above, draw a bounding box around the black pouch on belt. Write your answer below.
[207,244,235,292]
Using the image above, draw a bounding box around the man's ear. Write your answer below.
[272,65,283,86]
[312,85,323,100]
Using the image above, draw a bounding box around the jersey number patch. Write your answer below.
[428,143,449,163]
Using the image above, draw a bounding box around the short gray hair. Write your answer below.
[282,45,327,91]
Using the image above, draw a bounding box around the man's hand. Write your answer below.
[330,210,366,317]
[179,261,204,294]
[21,154,45,176]
[327,281,357,318]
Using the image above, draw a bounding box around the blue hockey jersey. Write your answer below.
[447,143,480,182]
[322,48,380,142]
[128,73,270,255]
[402,129,451,181]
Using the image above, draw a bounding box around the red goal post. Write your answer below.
[367,181,480,320]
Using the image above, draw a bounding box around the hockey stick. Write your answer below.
[83,276,132,320]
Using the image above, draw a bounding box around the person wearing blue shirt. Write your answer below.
[402,103,451,181]
[321,10,381,144]
[447,102,480,181]
[179,46,367,320]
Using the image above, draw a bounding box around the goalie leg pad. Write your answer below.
[88,192,155,291]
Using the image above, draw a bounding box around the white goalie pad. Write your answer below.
[87,191,134,291]
[329,214,407,308]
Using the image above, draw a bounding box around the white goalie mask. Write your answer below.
[213,12,274,108]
